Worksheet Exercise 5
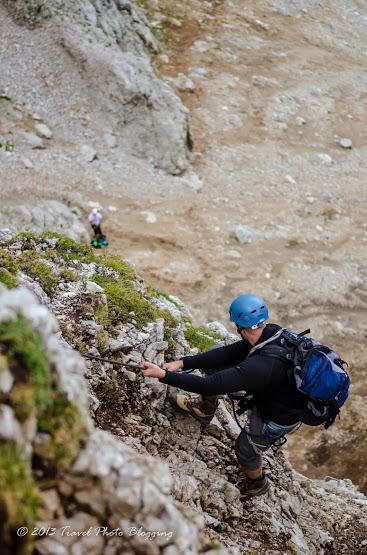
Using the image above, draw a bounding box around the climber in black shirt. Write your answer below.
[141,294,304,498]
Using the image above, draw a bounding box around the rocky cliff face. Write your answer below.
[1,0,192,174]
[1,232,367,555]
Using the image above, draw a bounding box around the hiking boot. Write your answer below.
[168,393,218,425]
[237,472,270,499]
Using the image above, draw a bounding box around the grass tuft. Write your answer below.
[18,253,59,295]
[0,441,39,552]
[184,325,221,351]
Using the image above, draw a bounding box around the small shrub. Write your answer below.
[60,268,78,282]
[165,337,177,360]
[74,336,87,354]
[55,236,95,263]
[161,309,178,331]
[103,281,159,329]
[99,254,135,282]
[97,330,108,352]
[94,303,109,327]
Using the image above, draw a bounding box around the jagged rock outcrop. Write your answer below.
[1,0,192,174]
[1,233,367,555]
[0,201,89,243]
[0,287,209,555]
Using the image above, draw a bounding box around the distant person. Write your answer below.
[88,207,103,239]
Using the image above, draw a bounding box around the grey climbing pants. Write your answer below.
[235,408,300,470]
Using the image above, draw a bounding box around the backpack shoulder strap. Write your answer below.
[248,328,285,357]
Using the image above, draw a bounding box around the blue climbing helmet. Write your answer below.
[229,294,269,328]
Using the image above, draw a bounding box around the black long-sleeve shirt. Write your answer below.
[160,323,307,424]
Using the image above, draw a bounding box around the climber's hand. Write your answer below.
[163,360,184,372]
[141,361,166,379]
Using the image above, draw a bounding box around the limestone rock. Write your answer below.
[0,404,23,445]
[24,131,44,149]
[0,356,14,393]
[3,0,192,174]
[0,201,89,242]
[230,224,256,244]
[167,73,196,92]
[339,137,353,149]
[35,123,53,139]
[79,144,97,163]
[21,156,34,169]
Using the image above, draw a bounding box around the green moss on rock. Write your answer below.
[100,281,159,329]
[55,236,95,263]
[60,268,78,282]
[0,316,53,415]
[9,385,35,422]
[99,253,135,282]
[97,330,108,352]
[94,303,109,327]
[18,253,59,295]
[37,392,87,471]
[0,249,18,273]
[0,316,87,472]
[184,325,221,351]
[0,441,39,554]
[0,268,18,288]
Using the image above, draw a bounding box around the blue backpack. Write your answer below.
[248,328,350,429]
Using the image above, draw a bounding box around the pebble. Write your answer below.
[192,40,210,53]
[85,281,104,294]
[104,133,117,148]
[158,53,170,63]
[35,123,53,139]
[306,196,317,204]
[167,73,195,92]
[226,249,241,259]
[339,137,352,149]
[24,132,43,149]
[178,171,204,192]
[141,211,157,224]
[285,175,297,185]
[317,153,333,164]
[80,144,97,162]
[189,67,208,78]
[167,16,182,27]
[21,156,34,169]
[230,224,255,244]
[296,116,306,125]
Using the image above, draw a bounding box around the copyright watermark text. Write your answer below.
[17,526,173,541]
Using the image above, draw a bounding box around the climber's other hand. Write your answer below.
[163,360,184,372]
[141,361,166,379]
